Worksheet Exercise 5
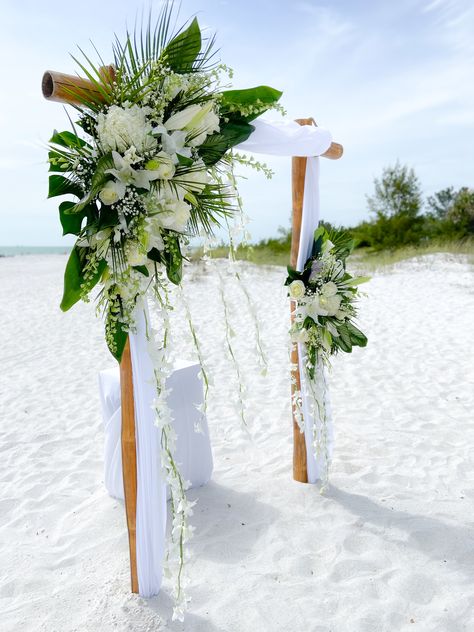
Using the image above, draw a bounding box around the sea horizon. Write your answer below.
[0,246,71,257]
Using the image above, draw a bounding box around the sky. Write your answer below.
[0,0,473,246]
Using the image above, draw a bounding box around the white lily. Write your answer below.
[158,129,193,164]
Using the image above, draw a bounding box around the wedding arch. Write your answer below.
[40,11,369,620]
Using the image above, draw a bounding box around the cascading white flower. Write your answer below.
[97,104,157,153]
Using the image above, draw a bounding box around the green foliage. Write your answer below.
[105,312,128,362]
[48,175,83,200]
[163,17,202,72]
[198,118,255,166]
[60,245,106,312]
[367,162,422,219]
[59,201,93,236]
[219,86,283,121]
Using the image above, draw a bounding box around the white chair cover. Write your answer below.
[98,362,213,501]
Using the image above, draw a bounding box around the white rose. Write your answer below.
[289,280,306,300]
[321,281,338,297]
[99,180,126,205]
[97,104,156,153]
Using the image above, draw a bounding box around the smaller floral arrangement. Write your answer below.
[285,227,369,486]
[286,227,369,376]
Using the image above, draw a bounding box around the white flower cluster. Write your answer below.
[93,97,219,267]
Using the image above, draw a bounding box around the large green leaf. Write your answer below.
[163,17,201,72]
[67,153,114,214]
[50,129,90,150]
[59,201,91,236]
[60,245,106,312]
[219,86,283,121]
[48,175,83,199]
[345,322,368,347]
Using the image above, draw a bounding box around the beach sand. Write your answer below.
[1,253,473,632]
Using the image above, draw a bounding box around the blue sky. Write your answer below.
[0,0,473,245]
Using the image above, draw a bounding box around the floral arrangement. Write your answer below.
[46,9,282,619]
[285,227,369,484]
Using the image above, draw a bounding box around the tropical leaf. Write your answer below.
[198,119,255,166]
[48,175,83,199]
[163,17,202,72]
[60,244,106,311]
[50,129,90,150]
[345,321,368,347]
[220,86,283,121]
[163,236,183,284]
[59,200,93,236]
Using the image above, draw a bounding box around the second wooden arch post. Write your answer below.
[290,118,343,483]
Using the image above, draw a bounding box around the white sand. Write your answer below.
[1,253,474,632]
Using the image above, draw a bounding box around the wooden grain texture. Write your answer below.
[41,66,115,105]
[120,336,139,593]
[290,117,312,483]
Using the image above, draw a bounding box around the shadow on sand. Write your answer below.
[328,485,474,580]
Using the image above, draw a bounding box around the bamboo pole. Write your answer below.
[42,64,138,593]
[119,336,139,593]
[290,118,311,483]
[290,117,343,482]
[41,66,115,105]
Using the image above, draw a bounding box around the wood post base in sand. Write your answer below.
[119,336,139,593]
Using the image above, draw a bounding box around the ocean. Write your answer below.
[0,246,71,257]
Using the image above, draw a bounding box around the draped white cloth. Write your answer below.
[99,116,335,597]
[238,117,335,483]
[98,362,214,501]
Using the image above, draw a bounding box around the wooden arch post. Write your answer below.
[290,118,343,483]
[42,67,139,593]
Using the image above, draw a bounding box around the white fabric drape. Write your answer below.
[98,362,213,502]
[238,117,334,483]
[99,116,335,598]
[295,159,334,483]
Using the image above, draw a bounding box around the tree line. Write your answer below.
[337,162,474,250]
